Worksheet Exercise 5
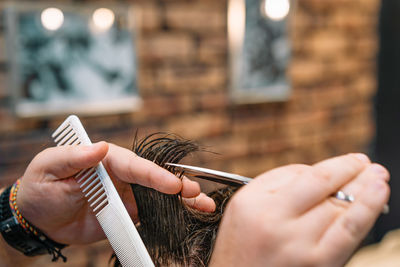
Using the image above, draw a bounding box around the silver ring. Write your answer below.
[334,191,390,214]
[334,191,355,203]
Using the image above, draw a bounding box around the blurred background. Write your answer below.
[0,0,397,266]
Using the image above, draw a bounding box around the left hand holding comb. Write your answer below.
[16,142,215,245]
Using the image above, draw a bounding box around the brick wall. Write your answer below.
[0,0,379,265]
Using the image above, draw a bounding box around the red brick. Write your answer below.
[139,2,163,32]
[329,11,376,32]
[329,58,369,79]
[247,135,292,156]
[231,115,276,135]
[157,65,227,93]
[138,33,196,62]
[137,69,157,93]
[202,135,249,160]
[310,86,349,110]
[165,2,226,32]
[228,154,281,178]
[196,91,229,110]
[290,11,315,34]
[304,30,349,60]
[351,37,378,60]
[279,110,330,147]
[141,94,195,117]
[288,59,327,87]
[198,35,227,64]
[353,0,381,14]
[340,77,376,106]
[165,112,229,140]
[299,0,355,13]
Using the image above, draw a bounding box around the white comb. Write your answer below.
[52,115,154,267]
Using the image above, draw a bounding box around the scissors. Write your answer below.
[165,162,389,214]
[165,163,251,186]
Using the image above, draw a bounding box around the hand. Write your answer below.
[210,154,390,267]
[16,142,215,245]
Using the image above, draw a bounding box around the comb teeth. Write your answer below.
[75,168,109,214]
[53,124,82,146]
[51,116,108,214]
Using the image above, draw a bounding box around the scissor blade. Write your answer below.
[165,163,252,186]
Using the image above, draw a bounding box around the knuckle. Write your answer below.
[276,164,314,180]
[348,153,370,163]
[126,160,139,183]
[145,170,155,189]
[283,164,333,187]
[310,167,331,184]
[341,216,361,241]
[345,153,366,172]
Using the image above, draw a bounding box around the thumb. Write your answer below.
[29,141,109,180]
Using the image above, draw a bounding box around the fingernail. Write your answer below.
[370,164,386,173]
[369,164,390,180]
[352,153,370,163]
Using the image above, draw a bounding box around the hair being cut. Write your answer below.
[112,133,237,266]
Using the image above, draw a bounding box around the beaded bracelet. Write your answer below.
[9,179,40,236]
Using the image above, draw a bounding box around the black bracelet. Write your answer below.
[0,185,68,262]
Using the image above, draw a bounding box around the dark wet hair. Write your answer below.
[111,133,236,267]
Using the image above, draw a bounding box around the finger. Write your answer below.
[183,193,216,213]
[181,176,201,198]
[299,163,389,242]
[104,144,182,194]
[296,198,348,245]
[286,153,370,214]
[341,163,390,194]
[317,176,389,264]
[32,142,109,179]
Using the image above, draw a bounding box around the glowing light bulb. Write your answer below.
[41,8,64,31]
[92,8,115,31]
[263,0,290,21]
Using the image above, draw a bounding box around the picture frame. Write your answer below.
[228,0,293,104]
[4,2,141,117]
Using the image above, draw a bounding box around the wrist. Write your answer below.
[16,179,49,238]
[0,181,67,261]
